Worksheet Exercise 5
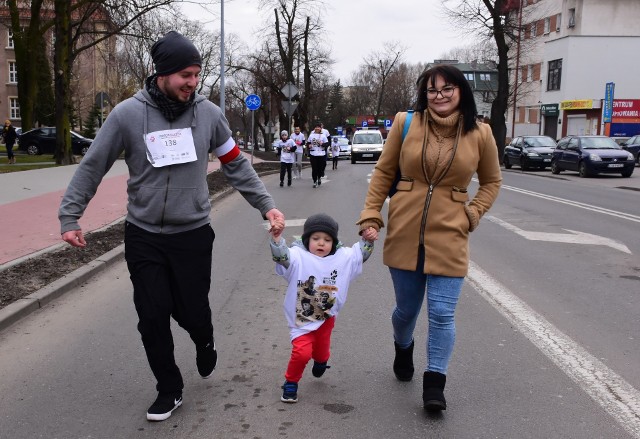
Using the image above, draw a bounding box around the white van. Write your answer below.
[350,129,384,163]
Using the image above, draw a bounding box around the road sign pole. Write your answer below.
[251,110,255,165]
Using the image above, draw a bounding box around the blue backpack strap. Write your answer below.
[402,110,414,142]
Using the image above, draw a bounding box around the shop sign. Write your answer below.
[560,100,593,110]
[540,104,559,116]
[612,99,640,122]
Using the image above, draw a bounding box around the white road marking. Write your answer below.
[262,218,306,230]
[486,215,632,254]
[468,261,640,438]
[490,181,640,224]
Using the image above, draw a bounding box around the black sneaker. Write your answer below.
[280,381,298,403]
[280,181,284,187]
[311,361,330,378]
[146,392,182,421]
[196,342,217,379]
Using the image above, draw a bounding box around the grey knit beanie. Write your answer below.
[281,130,289,137]
[302,213,339,254]
[151,31,202,76]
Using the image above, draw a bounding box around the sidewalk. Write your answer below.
[0,152,260,268]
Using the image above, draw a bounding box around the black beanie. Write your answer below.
[302,214,339,254]
[151,31,202,76]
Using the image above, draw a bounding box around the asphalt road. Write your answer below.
[0,162,638,438]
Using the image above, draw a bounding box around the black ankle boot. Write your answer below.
[423,371,447,411]
[393,340,414,381]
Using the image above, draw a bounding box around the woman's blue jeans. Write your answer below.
[389,256,464,375]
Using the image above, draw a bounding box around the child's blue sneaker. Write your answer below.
[281,381,298,403]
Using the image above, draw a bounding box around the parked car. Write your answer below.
[619,135,640,165]
[18,127,93,156]
[328,137,351,160]
[350,129,384,163]
[503,135,556,170]
[550,135,635,178]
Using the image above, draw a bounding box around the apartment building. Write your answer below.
[1,2,116,131]
[508,0,640,140]
[427,60,499,120]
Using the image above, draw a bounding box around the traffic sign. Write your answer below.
[245,94,261,111]
[281,83,299,99]
[384,119,392,128]
[362,121,368,127]
[282,100,298,116]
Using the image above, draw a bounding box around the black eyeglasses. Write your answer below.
[426,86,458,99]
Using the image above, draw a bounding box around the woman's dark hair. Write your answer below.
[414,64,478,134]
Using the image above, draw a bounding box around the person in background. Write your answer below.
[320,123,331,178]
[269,213,378,403]
[356,64,502,412]
[290,126,306,179]
[58,31,285,422]
[306,122,328,188]
[330,136,340,170]
[2,120,17,164]
[276,130,296,187]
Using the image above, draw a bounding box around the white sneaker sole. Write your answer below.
[146,400,182,421]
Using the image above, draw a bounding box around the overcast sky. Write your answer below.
[181,0,469,85]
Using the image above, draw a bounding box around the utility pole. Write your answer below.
[220,0,225,115]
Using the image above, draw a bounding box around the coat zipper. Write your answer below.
[418,114,463,248]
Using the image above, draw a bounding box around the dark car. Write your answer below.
[551,135,635,178]
[18,127,93,156]
[619,135,640,166]
[504,135,556,170]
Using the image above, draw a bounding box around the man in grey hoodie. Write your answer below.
[58,31,285,422]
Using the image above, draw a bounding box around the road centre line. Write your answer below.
[497,182,640,223]
[467,261,640,438]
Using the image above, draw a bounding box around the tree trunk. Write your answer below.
[54,0,73,165]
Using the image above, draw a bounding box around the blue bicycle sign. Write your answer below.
[245,94,261,111]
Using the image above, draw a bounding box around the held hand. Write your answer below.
[361,227,379,242]
[265,208,285,235]
[62,230,87,248]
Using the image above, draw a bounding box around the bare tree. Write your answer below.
[362,42,406,126]
[442,0,528,159]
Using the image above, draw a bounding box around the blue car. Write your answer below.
[619,135,640,166]
[551,136,635,178]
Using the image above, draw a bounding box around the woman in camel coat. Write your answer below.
[357,64,502,411]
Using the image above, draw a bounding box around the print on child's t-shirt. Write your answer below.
[296,275,337,326]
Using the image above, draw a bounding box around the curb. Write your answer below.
[0,244,124,332]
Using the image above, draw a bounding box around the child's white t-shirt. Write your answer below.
[276,244,364,341]
[330,140,340,157]
[277,138,296,163]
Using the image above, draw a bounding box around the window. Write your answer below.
[479,73,491,81]
[556,13,562,31]
[544,17,550,34]
[7,29,14,48]
[568,8,576,27]
[9,97,20,119]
[464,73,474,81]
[9,62,18,83]
[547,59,562,91]
[527,65,533,82]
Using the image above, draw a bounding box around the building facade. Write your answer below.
[1,1,116,131]
[508,0,640,140]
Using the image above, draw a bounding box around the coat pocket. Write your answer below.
[451,186,469,202]
[395,177,414,192]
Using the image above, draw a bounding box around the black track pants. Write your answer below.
[125,222,215,394]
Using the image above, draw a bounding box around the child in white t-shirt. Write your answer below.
[276,130,297,187]
[330,137,341,170]
[269,213,378,403]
